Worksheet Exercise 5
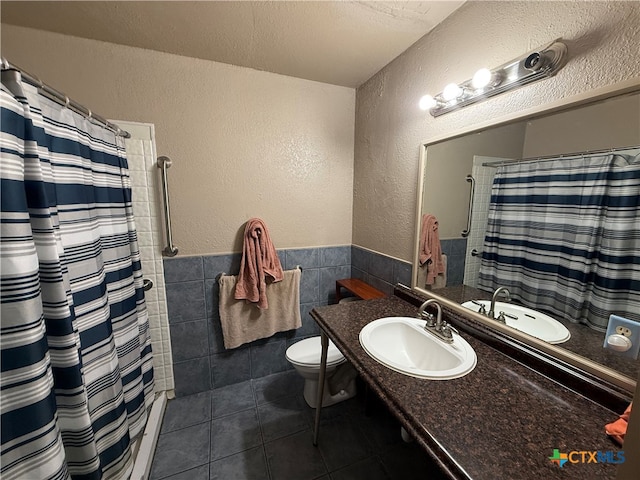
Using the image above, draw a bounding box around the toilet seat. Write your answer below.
[286,337,345,367]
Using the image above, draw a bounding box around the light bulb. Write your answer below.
[472,68,492,89]
[442,83,463,101]
[419,95,436,111]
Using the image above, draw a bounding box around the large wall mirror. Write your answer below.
[412,81,640,393]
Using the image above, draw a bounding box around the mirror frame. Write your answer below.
[412,77,640,394]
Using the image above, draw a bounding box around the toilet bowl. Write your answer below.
[285,337,357,408]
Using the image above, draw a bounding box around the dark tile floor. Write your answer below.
[150,370,448,480]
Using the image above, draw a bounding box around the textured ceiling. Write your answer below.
[0,1,465,88]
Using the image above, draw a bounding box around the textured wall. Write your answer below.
[522,92,640,157]
[1,24,355,255]
[354,1,640,261]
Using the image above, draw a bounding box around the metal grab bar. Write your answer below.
[157,156,179,257]
[461,174,475,237]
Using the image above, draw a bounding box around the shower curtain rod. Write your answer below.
[482,144,640,168]
[1,58,130,138]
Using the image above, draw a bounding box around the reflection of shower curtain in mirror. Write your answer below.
[1,72,153,479]
[478,152,640,331]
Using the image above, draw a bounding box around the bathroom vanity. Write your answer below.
[310,288,629,480]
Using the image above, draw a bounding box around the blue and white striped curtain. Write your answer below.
[478,152,640,330]
[1,71,154,479]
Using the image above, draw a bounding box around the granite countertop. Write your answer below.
[311,295,624,480]
[432,285,639,380]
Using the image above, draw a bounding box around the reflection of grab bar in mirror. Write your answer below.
[157,156,178,257]
[461,174,475,238]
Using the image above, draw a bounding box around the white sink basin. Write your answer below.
[461,301,571,344]
[359,317,477,380]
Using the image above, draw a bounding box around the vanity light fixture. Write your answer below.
[420,39,568,117]
[442,82,464,101]
[418,94,437,111]
[471,68,501,89]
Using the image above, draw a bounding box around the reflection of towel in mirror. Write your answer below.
[605,403,632,445]
[419,214,445,285]
[235,218,284,309]
[221,268,302,349]
[418,254,447,290]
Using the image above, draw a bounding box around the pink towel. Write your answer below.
[605,403,632,446]
[234,218,284,309]
[418,214,445,286]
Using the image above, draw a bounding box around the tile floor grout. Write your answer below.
[151,371,446,480]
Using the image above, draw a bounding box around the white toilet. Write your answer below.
[285,336,357,408]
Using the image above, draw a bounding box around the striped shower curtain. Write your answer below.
[1,71,154,479]
[478,152,640,330]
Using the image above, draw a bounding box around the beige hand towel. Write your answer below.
[221,268,302,349]
[432,253,447,289]
[419,253,447,290]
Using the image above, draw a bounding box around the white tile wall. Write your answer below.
[120,121,175,396]
[463,158,497,288]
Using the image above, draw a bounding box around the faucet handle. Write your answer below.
[422,311,437,327]
[445,322,459,334]
[470,300,487,315]
[440,322,459,340]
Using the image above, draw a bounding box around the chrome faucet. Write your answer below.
[418,299,457,344]
[418,298,441,327]
[488,287,511,320]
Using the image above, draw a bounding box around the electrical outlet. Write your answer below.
[616,326,632,337]
[603,315,640,359]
